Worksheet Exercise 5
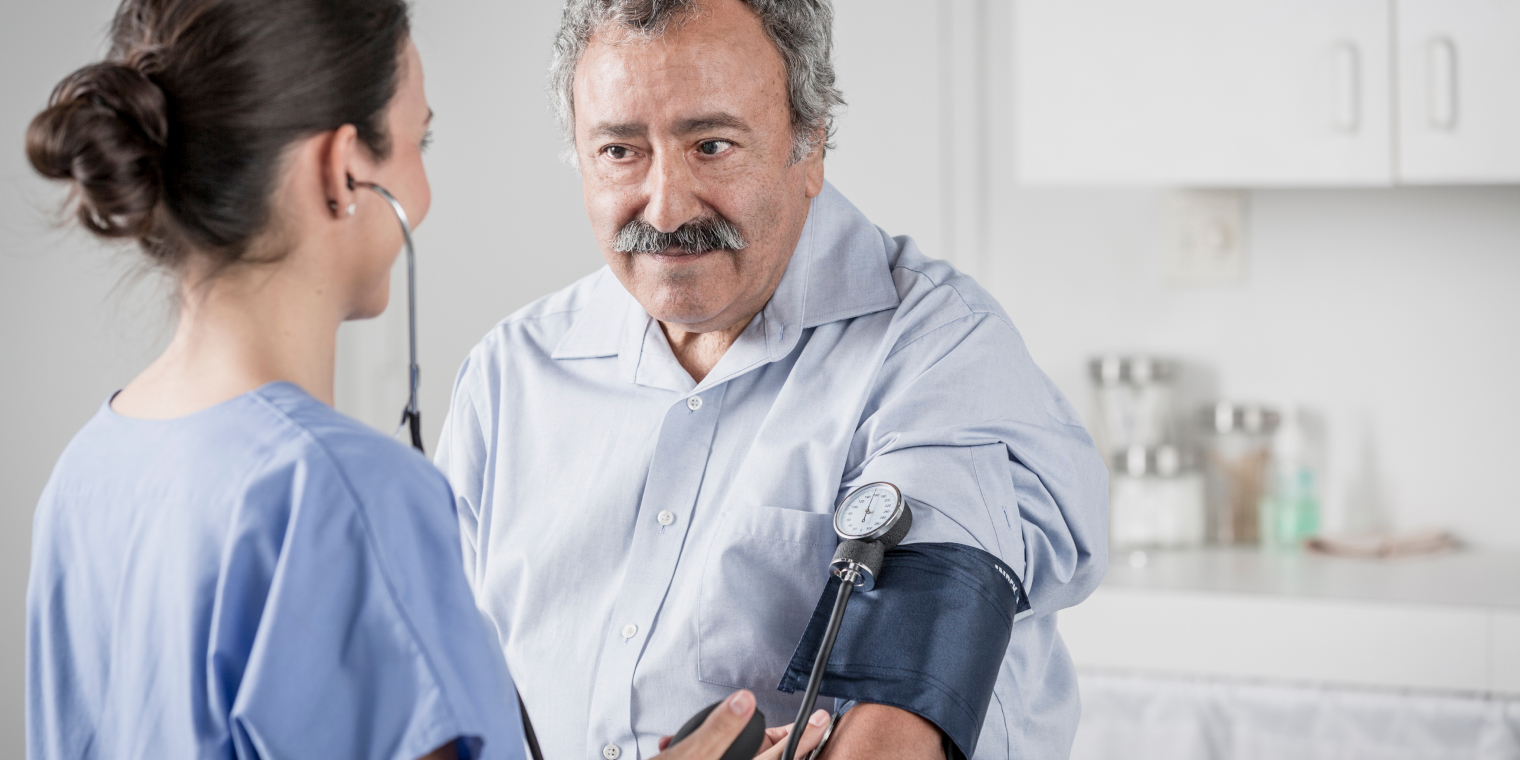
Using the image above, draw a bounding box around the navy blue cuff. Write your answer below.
[777,543,1028,760]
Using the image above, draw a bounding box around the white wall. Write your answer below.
[1,1,165,752]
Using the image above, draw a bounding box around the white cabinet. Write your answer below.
[1014,0,1520,185]
[1015,0,1392,186]
[1396,0,1520,183]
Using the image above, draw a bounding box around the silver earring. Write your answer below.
[327,200,339,213]
[346,204,356,217]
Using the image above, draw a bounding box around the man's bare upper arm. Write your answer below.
[820,703,946,760]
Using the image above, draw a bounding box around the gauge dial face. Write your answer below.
[834,482,903,540]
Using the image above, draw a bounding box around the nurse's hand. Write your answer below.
[654,691,830,760]
[755,708,830,759]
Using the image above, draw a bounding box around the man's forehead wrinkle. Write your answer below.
[675,113,750,134]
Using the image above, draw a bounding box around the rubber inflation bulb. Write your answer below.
[668,701,767,760]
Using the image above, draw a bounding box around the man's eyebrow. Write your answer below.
[590,121,647,140]
[675,113,750,134]
[425,109,434,125]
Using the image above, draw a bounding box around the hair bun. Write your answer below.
[26,62,169,241]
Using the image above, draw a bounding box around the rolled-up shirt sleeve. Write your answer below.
[845,310,1109,622]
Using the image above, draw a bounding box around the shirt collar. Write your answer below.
[551,181,901,387]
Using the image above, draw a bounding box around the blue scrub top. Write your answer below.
[27,382,525,760]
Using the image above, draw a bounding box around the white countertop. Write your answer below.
[1059,547,1520,694]
[1103,546,1520,609]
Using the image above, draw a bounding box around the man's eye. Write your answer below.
[602,145,632,160]
[420,130,434,153]
[697,140,734,156]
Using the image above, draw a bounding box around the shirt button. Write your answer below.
[657,510,676,526]
[687,395,703,411]
[603,744,621,760]
[621,623,638,639]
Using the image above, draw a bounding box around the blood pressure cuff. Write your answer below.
[777,543,1029,760]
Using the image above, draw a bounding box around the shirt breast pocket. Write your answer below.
[697,506,837,691]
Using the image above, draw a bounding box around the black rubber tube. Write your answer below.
[781,578,854,760]
[518,688,545,760]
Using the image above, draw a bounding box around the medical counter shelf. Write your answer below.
[1057,546,1520,695]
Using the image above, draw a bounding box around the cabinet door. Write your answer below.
[1396,0,1520,183]
[1014,0,1392,186]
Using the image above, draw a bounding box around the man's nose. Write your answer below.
[642,148,704,233]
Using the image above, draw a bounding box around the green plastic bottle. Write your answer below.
[1261,468,1319,548]
[1259,407,1319,549]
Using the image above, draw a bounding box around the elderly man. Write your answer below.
[435,1,1107,759]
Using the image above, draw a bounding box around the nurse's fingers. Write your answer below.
[759,726,788,752]
[755,710,830,760]
[654,690,755,759]
[757,710,828,753]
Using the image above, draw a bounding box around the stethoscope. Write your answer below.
[358,179,550,760]
[352,179,424,453]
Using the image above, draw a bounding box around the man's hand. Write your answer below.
[654,691,830,760]
[818,703,945,760]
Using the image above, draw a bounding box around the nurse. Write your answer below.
[22,0,822,758]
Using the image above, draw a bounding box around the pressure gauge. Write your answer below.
[834,482,906,541]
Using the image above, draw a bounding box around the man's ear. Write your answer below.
[320,124,362,217]
[802,127,827,199]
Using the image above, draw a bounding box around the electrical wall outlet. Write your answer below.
[1162,189,1248,286]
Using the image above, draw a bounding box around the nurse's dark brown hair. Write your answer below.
[25,0,410,269]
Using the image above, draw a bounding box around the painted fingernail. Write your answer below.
[809,710,829,726]
[728,690,754,715]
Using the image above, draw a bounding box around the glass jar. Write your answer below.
[1200,402,1279,544]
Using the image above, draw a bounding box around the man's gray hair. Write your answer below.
[550,0,845,164]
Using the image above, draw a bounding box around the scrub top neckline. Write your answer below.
[104,380,312,424]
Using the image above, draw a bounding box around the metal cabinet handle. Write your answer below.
[1332,41,1360,133]
[1428,36,1458,130]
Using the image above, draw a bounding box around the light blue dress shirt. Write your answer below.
[435,183,1109,760]
[28,382,526,760]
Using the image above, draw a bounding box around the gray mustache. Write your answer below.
[611,214,748,254]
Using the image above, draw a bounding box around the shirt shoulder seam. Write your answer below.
[885,310,1013,362]
[891,263,999,317]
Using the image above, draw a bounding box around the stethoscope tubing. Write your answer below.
[354,180,424,453]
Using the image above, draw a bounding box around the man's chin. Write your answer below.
[609,254,745,327]
[637,286,733,329]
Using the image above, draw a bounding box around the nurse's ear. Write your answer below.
[317,124,364,220]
